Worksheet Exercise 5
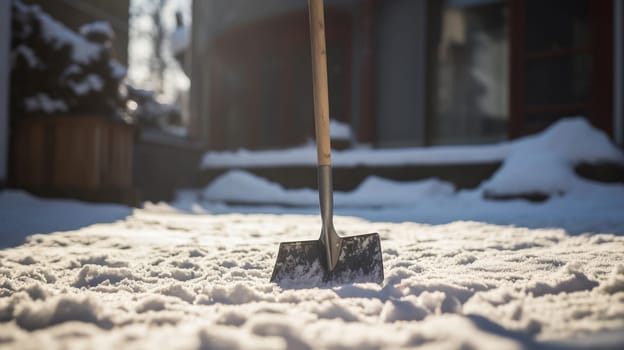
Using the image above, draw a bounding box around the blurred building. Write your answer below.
[190,0,624,150]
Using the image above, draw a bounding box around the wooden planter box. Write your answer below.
[10,115,137,204]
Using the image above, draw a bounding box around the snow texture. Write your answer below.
[0,201,623,349]
[194,118,624,235]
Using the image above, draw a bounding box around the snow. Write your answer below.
[203,170,317,206]
[62,64,82,76]
[68,73,104,95]
[171,25,189,55]
[202,170,454,207]
[482,118,624,197]
[193,118,624,235]
[0,199,623,349]
[201,117,621,169]
[330,119,353,140]
[1,117,624,348]
[79,21,114,39]
[33,6,103,64]
[110,61,127,79]
[11,45,40,69]
[23,93,68,113]
[185,167,624,234]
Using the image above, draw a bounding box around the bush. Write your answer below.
[10,0,127,119]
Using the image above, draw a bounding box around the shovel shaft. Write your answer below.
[308,0,331,166]
[271,0,385,285]
[309,0,339,273]
[318,165,341,271]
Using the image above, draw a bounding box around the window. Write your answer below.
[523,0,591,134]
[509,0,614,137]
[429,0,509,145]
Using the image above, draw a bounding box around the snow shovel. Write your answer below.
[270,0,384,285]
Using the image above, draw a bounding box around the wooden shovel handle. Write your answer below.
[308,0,331,166]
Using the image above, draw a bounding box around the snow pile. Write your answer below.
[202,170,454,207]
[0,206,622,348]
[482,117,624,197]
[200,118,622,200]
[330,119,353,140]
[10,1,127,119]
[200,119,622,195]
[338,176,455,207]
[202,170,318,206]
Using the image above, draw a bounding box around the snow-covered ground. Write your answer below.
[0,200,623,349]
[1,118,624,349]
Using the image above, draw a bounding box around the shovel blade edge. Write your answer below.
[270,233,384,285]
[331,232,384,284]
[270,240,327,285]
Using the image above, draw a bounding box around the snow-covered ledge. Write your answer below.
[0,1,10,185]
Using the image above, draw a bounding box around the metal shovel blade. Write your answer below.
[270,232,384,285]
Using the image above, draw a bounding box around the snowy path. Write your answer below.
[1,206,623,349]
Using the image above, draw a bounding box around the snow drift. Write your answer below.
[482,117,624,198]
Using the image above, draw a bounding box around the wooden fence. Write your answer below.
[10,115,137,204]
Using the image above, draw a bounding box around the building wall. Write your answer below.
[0,0,10,184]
[375,0,427,147]
[190,0,360,145]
